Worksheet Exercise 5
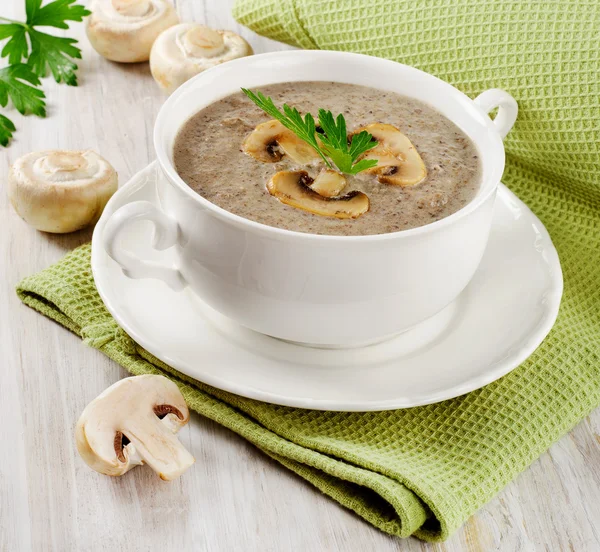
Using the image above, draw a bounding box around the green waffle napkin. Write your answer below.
[16,1,600,541]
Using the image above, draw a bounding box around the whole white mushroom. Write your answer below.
[150,23,253,94]
[8,150,118,233]
[86,0,178,63]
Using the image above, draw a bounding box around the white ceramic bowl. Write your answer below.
[103,50,517,346]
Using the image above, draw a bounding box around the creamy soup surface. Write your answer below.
[173,82,482,236]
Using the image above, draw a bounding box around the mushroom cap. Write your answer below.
[267,170,369,219]
[86,0,179,63]
[150,23,253,94]
[75,375,194,480]
[355,123,427,186]
[8,150,118,233]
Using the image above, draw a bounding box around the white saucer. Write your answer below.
[91,162,563,411]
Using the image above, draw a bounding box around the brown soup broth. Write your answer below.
[173,82,481,236]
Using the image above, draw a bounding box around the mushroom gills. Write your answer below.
[180,25,225,58]
[112,0,152,17]
[243,120,320,165]
[267,170,369,219]
[114,431,129,463]
[356,123,427,186]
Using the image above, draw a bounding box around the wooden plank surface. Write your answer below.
[1,1,599,550]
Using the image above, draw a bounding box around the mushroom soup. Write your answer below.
[173,82,482,236]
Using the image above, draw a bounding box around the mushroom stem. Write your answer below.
[111,0,151,17]
[42,151,87,174]
[180,26,225,58]
[120,417,194,481]
[310,169,347,197]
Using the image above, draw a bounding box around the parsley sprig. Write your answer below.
[0,63,46,145]
[0,0,90,85]
[0,0,90,146]
[0,112,16,146]
[242,88,378,176]
[316,109,378,175]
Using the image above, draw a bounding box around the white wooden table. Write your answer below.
[1,1,600,550]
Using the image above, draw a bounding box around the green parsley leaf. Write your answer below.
[0,63,46,117]
[0,63,46,146]
[28,29,81,85]
[317,108,378,175]
[0,24,29,65]
[27,0,90,28]
[0,0,90,85]
[241,88,378,176]
[0,113,17,146]
[0,1,87,146]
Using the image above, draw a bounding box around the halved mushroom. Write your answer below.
[355,123,427,186]
[75,375,194,480]
[267,170,369,219]
[243,120,320,165]
[309,169,347,198]
[150,23,253,94]
[86,0,179,63]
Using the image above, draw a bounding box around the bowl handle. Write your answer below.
[102,201,187,291]
[474,89,518,139]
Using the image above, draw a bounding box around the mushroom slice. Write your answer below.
[86,0,179,63]
[243,120,320,165]
[267,170,369,219]
[310,169,347,198]
[8,150,118,233]
[356,123,427,186]
[150,23,253,94]
[75,375,195,481]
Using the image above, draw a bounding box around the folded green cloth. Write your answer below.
[17,1,600,541]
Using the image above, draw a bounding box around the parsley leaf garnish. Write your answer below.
[0,0,90,86]
[0,24,28,64]
[28,29,81,84]
[0,113,17,146]
[317,109,378,175]
[241,88,378,175]
[0,0,88,146]
[0,63,46,117]
[0,63,46,146]
[26,0,90,28]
